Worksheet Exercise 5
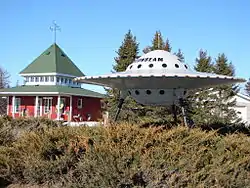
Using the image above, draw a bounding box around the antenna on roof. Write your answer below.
[50,21,61,43]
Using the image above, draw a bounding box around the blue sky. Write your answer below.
[1,0,250,94]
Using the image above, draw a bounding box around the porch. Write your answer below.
[6,95,102,122]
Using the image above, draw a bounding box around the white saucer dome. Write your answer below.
[125,50,190,74]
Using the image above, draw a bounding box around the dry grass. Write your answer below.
[0,118,249,187]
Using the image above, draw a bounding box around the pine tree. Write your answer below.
[194,50,213,72]
[174,49,185,63]
[151,31,165,50]
[163,39,171,52]
[105,30,141,123]
[143,31,172,53]
[190,50,215,124]
[0,66,10,115]
[212,53,240,124]
[112,30,139,72]
[191,51,240,125]
[245,78,250,97]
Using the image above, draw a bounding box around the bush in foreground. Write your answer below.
[0,119,249,187]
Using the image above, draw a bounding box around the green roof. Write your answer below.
[0,85,106,98]
[20,43,85,77]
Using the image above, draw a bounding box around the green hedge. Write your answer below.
[0,118,249,187]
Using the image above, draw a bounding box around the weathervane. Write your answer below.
[50,21,61,43]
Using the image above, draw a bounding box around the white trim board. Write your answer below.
[0,92,104,98]
[20,72,80,78]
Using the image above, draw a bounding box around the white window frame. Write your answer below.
[50,76,55,82]
[44,98,52,114]
[77,98,83,109]
[14,98,21,113]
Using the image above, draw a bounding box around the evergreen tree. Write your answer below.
[245,78,250,97]
[174,49,185,63]
[142,31,172,53]
[190,50,215,124]
[212,53,240,124]
[0,66,10,115]
[191,52,240,125]
[163,39,171,52]
[112,30,139,72]
[105,30,141,123]
[194,50,213,72]
[151,31,165,50]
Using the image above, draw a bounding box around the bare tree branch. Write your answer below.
[0,66,10,115]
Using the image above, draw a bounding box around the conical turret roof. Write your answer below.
[20,43,84,77]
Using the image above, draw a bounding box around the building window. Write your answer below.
[35,77,39,82]
[44,98,52,114]
[61,78,64,83]
[69,79,72,84]
[40,77,44,82]
[77,98,83,109]
[25,77,29,82]
[57,77,60,83]
[50,76,54,82]
[31,77,34,82]
[45,77,49,82]
[65,78,68,84]
[14,98,21,113]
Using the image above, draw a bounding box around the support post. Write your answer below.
[69,96,72,122]
[172,104,178,123]
[57,95,61,120]
[179,98,194,128]
[114,98,125,122]
[6,96,9,115]
[12,96,15,118]
[34,96,38,117]
[114,90,128,122]
[181,106,188,127]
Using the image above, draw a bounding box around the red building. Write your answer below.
[0,43,105,122]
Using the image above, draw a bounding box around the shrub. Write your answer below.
[0,119,249,187]
[0,117,61,146]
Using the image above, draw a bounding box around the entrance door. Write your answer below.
[37,98,43,116]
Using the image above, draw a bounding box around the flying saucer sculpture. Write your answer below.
[75,50,245,125]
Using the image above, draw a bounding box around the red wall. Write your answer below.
[7,96,102,121]
[72,96,102,121]
[8,96,35,118]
